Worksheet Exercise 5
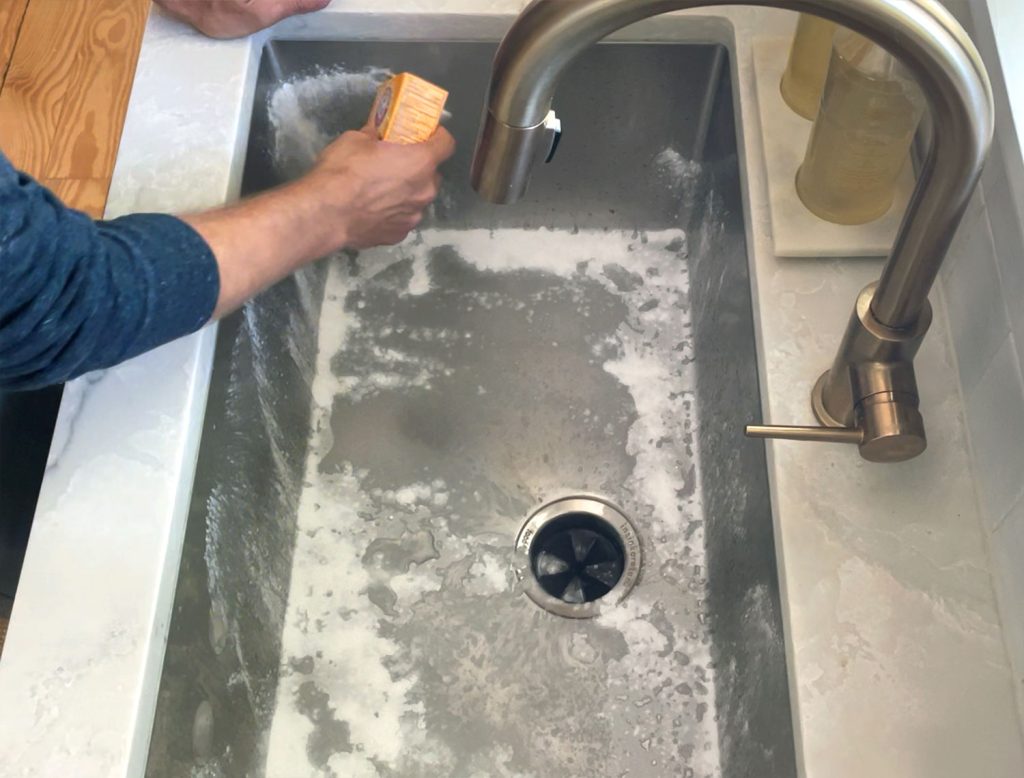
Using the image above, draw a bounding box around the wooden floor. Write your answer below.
[0,0,150,657]
[0,0,150,217]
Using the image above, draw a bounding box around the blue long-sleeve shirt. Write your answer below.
[0,152,220,391]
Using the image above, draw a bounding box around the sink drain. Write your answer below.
[515,496,641,618]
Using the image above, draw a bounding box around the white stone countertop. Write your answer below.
[1,2,1022,777]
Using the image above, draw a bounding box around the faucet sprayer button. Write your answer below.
[543,110,562,162]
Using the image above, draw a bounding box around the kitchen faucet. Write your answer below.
[470,0,994,463]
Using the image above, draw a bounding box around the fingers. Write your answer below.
[293,0,332,12]
[371,213,422,247]
[395,211,424,235]
[424,126,457,163]
[279,0,331,23]
[331,128,375,156]
[157,0,330,39]
[413,175,441,208]
[352,124,453,162]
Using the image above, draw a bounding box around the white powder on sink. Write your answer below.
[265,225,723,775]
[269,66,391,174]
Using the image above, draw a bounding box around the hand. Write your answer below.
[155,0,331,39]
[300,125,457,250]
[182,125,456,318]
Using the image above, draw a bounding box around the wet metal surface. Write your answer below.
[147,40,795,778]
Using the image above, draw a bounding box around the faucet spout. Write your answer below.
[471,0,993,463]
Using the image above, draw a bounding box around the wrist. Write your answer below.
[286,171,356,258]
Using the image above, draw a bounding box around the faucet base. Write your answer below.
[811,284,931,462]
[811,371,844,429]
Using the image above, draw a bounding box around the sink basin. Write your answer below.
[146,37,795,777]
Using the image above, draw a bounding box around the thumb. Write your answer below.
[359,119,380,138]
[268,0,331,29]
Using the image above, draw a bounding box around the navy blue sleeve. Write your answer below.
[0,152,220,391]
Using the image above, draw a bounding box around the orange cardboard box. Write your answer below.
[369,72,449,144]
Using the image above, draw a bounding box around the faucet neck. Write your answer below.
[476,0,993,330]
[473,0,995,462]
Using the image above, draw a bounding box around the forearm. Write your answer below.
[183,122,453,319]
[182,178,345,319]
[1,123,452,389]
[0,159,219,390]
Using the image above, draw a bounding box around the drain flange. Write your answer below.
[515,496,641,618]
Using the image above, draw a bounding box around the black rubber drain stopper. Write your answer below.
[530,514,625,604]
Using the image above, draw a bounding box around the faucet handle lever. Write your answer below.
[745,424,863,445]
[746,391,927,463]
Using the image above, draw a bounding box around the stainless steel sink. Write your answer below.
[146,38,795,777]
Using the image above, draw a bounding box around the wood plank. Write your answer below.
[45,0,149,180]
[0,0,30,91]
[41,177,110,218]
[0,0,89,175]
[0,1,148,657]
